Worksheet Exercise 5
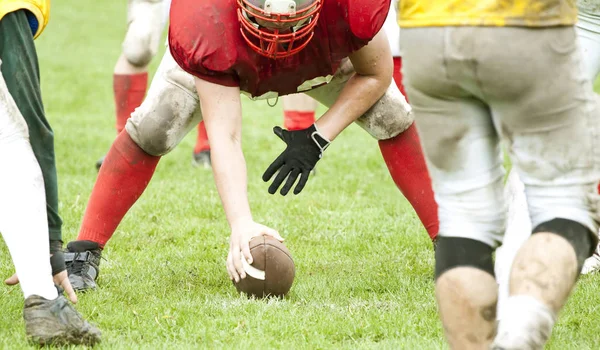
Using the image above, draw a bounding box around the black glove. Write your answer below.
[49,240,66,276]
[262,124,330,195]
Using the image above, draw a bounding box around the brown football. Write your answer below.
[233,236,295,298]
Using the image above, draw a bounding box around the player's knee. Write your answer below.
[358,85,414,140]
[123,34,156,67]
[123,0,164,67]
[532,218,596,270]
[434,236,495,280]
[126,105,178,156]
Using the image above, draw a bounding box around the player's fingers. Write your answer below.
[227,252,239,282]
[268,165,292,195]
[4,273,19,286]
[262,154,285,182]
[58,275,78,304]
[280,168,300,196]
[232,245,246,280]
[226,252,235,281]
[293,170,311,195]
[262,227,284,242]
[241,242,253,265]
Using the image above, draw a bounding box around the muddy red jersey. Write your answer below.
[169,0,390,98]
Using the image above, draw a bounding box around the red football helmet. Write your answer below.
[237,0,323,59]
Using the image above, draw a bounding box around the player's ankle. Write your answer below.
[494,295,555,348]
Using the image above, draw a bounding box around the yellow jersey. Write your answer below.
[0,0,50,38]
[399,0,577,28]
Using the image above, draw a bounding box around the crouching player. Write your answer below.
[191,0,407,172]
[64,0,439,290]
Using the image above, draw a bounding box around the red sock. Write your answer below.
[283,110,315,131]
[379,123,439,241]
[77,131,160,247]
[114,73,148,133]
[393,57,408,101]
[194,121,210,154]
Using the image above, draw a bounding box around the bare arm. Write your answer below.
[315,29,393,140]
[195,78,250,226]
[262,31,393,196]
[195,77,282,281]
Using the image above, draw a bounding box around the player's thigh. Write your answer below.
[402,27,506,247]
[281,93,318,111]
[126,51,201,156]
[486,26,600,234]
[305,59,413,140]
[577,9,600,81]
[0,62,28,142]
[123,0,167,66]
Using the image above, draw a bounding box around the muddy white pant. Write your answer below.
[125,50,414,157]
[495,11,600,318]
[402,25,600,320]
[0,60,57,300]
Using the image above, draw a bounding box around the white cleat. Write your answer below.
[581,244,600,275]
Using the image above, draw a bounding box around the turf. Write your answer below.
[1,1,600,349]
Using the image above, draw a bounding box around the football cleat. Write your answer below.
[581,244,600,275]
[24,295,101,346]
[65,240,102,291]
[192,150,212,169]
[95,155,105,171]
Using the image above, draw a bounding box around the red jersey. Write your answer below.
[169,0,390,98]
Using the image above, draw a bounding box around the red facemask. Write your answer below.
[237,0,323,59]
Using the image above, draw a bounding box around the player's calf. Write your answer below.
[435,237,497,349]
[493,218,595,349]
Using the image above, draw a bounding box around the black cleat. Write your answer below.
[24,295,101,346]
[95,155,105,171]
[65,240,102,292]
[192,150,212,169]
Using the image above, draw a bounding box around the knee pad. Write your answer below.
[532,218,596,270]
[127,103,180,156]
[435,236,495,280]
[355,82,414,140]
[123,0,165,67]
[126,53,201,156]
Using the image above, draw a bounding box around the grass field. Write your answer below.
[2,1,600,349]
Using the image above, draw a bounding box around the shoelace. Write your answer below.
[68,254,87,275]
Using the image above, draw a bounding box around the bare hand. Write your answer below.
[5,270,77,304]
[226,218,284,282]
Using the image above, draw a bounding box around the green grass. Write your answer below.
[1,1,600,349]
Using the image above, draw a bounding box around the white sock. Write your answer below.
[0,70,57,301]
[496,170,532,320]
[493,295,556,350]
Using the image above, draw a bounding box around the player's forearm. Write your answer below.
[210,138,253,227]
[315,29,393,141]
[315,73,389,140]
[194,78,251,228]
